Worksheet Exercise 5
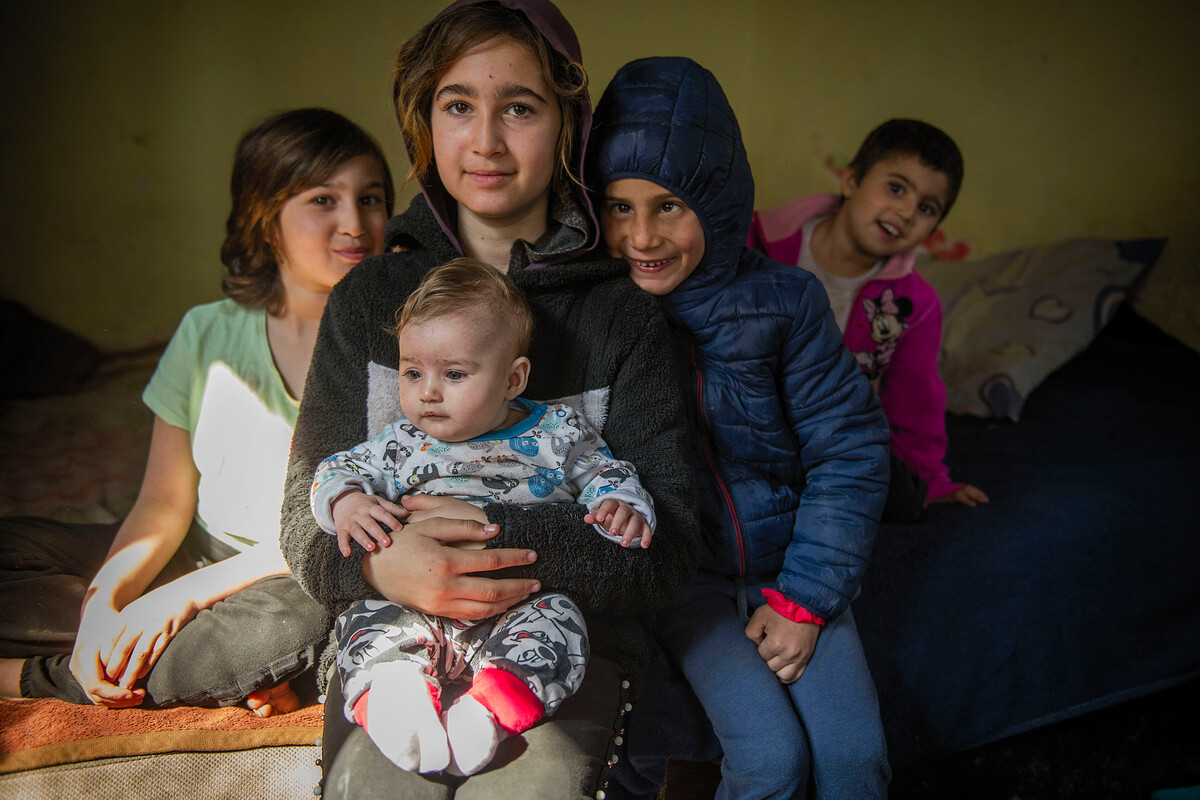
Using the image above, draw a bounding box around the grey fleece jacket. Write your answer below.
[280,195,699,682]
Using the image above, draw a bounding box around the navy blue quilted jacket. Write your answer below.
[590,57,889,620]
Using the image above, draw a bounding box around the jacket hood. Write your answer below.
[589,57,754,310]
[407,0,597,265]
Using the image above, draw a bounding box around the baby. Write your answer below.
[310,257,654,775]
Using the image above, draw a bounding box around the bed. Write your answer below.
[855,236,1200,766]
[857,297,1200,766]
[0,329,324,800]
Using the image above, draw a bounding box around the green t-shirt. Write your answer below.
[143,299,298,552]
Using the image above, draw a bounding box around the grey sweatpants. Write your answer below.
[335,591,588,722]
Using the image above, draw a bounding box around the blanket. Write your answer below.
[0,698,322,774]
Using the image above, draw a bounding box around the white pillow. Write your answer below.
[920,238,1159,420]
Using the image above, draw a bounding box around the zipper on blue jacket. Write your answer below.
[684,332,747,575]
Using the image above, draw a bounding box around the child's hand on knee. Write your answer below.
[585,498,653,548]
[331,490,408,557]
[744,605,820,685]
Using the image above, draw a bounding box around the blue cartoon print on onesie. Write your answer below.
[510,436,539,458]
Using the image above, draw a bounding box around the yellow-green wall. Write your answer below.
[3,1,1197,352]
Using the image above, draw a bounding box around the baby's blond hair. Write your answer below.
[393,258,534,358]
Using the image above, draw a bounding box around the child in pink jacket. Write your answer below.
[750,119,987,519]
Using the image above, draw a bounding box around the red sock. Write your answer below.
[352,690,371,729]
[466,668,544,735]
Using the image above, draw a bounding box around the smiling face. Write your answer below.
[396,310,530,443]
[430,36,562,240]
[602,178,706,296]
[838,154,951,260]
[274,154,388,296]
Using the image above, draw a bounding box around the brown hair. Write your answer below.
[394,258,533,357]
[220,108,395,314]
[391,2,587,198]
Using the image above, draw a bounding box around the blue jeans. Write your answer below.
[614,572,889,800]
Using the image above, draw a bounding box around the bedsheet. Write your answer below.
[856,305,1200,765]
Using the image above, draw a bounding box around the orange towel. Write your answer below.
[0,698,322,774]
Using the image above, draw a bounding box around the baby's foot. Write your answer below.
[246,681,299,718]
[355,661,449,773]
[443,695,505,776]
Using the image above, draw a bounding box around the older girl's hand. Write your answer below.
[401,494,489,549]
[70,584,201,707]
[69,601,147,707]
[362,514,540,620]
[104,585,201,690]
[400,493,488,525]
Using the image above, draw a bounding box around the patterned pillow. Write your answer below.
[920,238,1164,420]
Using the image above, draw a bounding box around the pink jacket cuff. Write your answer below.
[763,588,826,625]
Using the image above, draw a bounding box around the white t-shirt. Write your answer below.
[797,216,882,333]
[143,299,298,552]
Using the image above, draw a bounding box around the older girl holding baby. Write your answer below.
[279,1,698,797]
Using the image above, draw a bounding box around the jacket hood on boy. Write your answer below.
[589,57,888,618]
[589,56,754,312]
[396,0,597,266]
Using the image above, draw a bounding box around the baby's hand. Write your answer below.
[928,484,990,508]
[330,491,408,557]
[585,499,653,548]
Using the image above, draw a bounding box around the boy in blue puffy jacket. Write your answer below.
[589,57,892,799]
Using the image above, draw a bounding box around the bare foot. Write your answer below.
[0,658,25,699]
[246,682,300,718]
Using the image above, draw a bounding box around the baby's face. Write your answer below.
[602,178,706,296]
[839,154,950,258]
[396,312,525,442]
